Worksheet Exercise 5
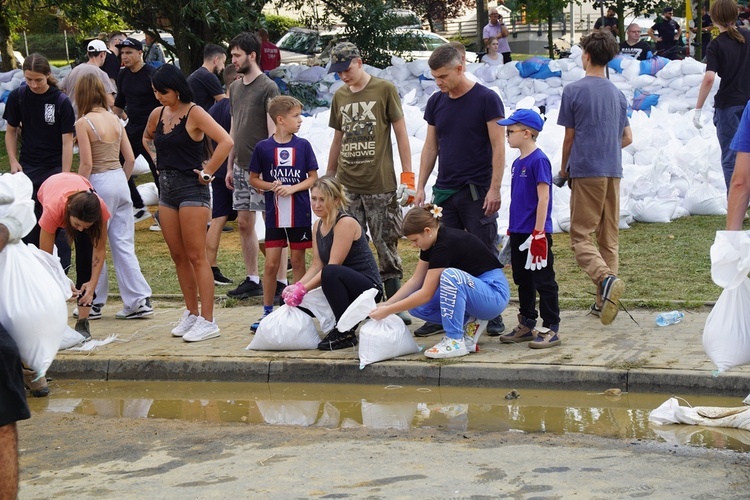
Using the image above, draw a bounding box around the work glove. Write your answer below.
[281,281,307,307]
[396,172,416,206]
[693,108,703,130]
[518,230,548,271]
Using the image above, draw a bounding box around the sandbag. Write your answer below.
[0,172,36,241]
[136,182,159,206]
[639,56,669,76]
[132,154,151,176]
[298,287,336,333]
[0,242,68,377]
[703,231,750,373]
[358,315,421,369]
[246,305,320,351]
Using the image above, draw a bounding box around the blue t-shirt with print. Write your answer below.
[508,148,553,234]
[424,83,505,189]
[248,135,318,228]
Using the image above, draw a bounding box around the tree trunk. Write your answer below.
[476,0,487,50]
[0,10,18,72]
[548,14,554,58]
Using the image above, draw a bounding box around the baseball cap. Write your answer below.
[662,6,673,13]
[328,42,360,73]
[115,37,143,51]
[87,39,109,53]
[497,109,545,131]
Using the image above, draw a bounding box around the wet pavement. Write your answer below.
[50,299,750,396]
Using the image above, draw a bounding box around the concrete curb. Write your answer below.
[48,356,750,396]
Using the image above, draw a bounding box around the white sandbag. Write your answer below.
[246,305,320,350]
[131,155,150,176]
[298,287,336,334]
[358,315,421,369]
[407,59,429,77]
[60,325,86,349]
[562,66,585,81]
[656,60,683,80]
[337,288,380,332]
[629,74,657,89]
[0,172,36,241]
[136,182,159,206]
[0,242,67,377]
[474,64,496,83]
[682,73,704,87]
[703,231,750,373]
[682,179,727,215]
[533,79,550,93]
[294,66,327,83]
[681,57,705,75]
[631,197,679,223]
[497,61,520,79]
[650,397,750,430]
[390,63,412,83]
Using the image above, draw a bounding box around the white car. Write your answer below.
[0,50,25,67]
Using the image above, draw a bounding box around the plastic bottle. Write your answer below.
[655,311,684,326]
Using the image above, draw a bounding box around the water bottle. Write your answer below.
[655,311,684,327]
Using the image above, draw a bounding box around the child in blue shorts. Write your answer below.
[249,96,319,331]
[497,109,561,348]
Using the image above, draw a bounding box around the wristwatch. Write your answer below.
[200,171,212,182]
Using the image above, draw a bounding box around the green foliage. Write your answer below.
[263,14,302,43]
[11,33,77,60]
[50,0,268,73]
[394,0,474,32]
[286,82,328,110]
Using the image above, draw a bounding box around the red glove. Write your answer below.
[396,172,416,206]
[529,230,548,271]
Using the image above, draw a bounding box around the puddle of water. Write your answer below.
[28,380,750,452]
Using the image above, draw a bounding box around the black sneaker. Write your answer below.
[212,267,233,286]
[600,275,625,325]
[487,315,506,336]
[274,281,286,305]
[74,318,91,341]
[414,322,444,337]
[317,329,358,351]
[227,277,263,299]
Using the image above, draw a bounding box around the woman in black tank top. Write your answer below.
[143,65,233,342]
[282,176,382,351]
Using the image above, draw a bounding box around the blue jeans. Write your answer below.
[714,105,745,190]
[409,268,509,339]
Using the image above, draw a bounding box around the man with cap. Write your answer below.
[61,39,117,116]
[415,43,506,338]
[495,108,561,349]
[326,41,415,326]
[649,7,682,57]
[112,37,161,222]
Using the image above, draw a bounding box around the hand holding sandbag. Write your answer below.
[281,281,307,307]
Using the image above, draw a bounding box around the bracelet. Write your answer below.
[200,171,212,182]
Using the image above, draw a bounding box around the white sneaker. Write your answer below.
[133,207,151,223]
[424,336,468,359]
[182,316,220,342]
[171,310,198,337]
[464,317,488,351]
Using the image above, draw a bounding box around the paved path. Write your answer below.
[51,299,750,396]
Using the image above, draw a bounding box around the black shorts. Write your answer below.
[210,173,237,221]
[159,169,211,210]
[265,226,313,250]
[0,324,30,427]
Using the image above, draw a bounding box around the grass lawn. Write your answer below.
[1,131,744,308]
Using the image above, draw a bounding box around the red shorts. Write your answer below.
[265,226,313,250]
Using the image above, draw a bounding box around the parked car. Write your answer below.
[278,27,475,67]
[128,31,179,67]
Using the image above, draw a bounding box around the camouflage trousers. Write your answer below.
[348,191,403,281]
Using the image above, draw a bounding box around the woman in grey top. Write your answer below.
[283,176,382,350]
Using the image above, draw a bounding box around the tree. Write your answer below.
[51,0,268,73]
[394,0,475,33]
[0,0,26,71]
[519,0,569,59]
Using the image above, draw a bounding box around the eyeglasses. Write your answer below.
[506,129,528,137]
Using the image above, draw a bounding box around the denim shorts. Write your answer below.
[159,169,211,210]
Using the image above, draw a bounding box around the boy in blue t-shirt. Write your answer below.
[249,96,319,331]
[496,109,561,348]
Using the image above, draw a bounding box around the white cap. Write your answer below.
[87,39,109,53]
